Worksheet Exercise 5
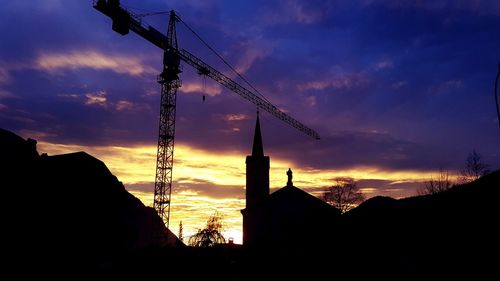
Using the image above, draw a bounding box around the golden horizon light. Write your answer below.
[37,140,436,244]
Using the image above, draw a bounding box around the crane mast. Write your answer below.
[153,12,180,231]
[93,0,320,234]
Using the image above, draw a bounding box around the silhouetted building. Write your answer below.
[241,117,340,247]
[245,114,270,208]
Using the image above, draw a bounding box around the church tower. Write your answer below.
[245,114,270,207]
[242,114,270,245]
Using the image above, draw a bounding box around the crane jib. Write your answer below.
[93,0,319,140]
[93,0,320,236]
[177,48,321,140]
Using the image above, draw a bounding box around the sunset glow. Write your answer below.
[1,0,499,247]
[37,140,436,243]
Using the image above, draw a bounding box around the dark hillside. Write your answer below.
[2,128,498,279]
[342,170,500,278]
[1,128,181,277]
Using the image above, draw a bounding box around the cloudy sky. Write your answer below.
[1,0,499,243]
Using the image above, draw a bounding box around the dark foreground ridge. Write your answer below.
[1,128,499,279]
[1,128,181,277]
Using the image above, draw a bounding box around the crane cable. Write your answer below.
[176,14,272,104]
[495,63,500,130]
[121,6,272,104]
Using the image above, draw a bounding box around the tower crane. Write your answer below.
[93,0,320,235]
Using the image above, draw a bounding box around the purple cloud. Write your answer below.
[0,0,498,181]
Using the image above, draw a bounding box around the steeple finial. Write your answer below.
[251,113,264,157]
[286,168,293,187]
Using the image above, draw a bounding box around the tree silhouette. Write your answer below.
[188,212,225,247]
[418,169,453,195]
[323,177,364,213]
[460,150,489,183]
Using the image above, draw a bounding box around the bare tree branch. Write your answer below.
[418,169,453,195]
[459,150,490,183]
[323,177,364,213]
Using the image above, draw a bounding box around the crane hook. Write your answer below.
[201,74,207,102]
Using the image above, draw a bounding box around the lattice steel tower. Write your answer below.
[93,1,320,239]
[153,11,181,231]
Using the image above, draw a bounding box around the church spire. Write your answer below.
[252,113,264,157]
[244,112,270,244]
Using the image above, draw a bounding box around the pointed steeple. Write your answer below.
[244,112,270,244]
[251,113,264,157]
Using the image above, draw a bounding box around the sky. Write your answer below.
[1,0,499,244]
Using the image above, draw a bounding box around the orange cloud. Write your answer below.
[85,91,108,107]
[222,114,250,122]
[179,81,221,97]
[115,100,134,111]
[36,50,156,76]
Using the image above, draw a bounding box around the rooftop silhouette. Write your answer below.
[243,119,340,247]
[2,127,499,279]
